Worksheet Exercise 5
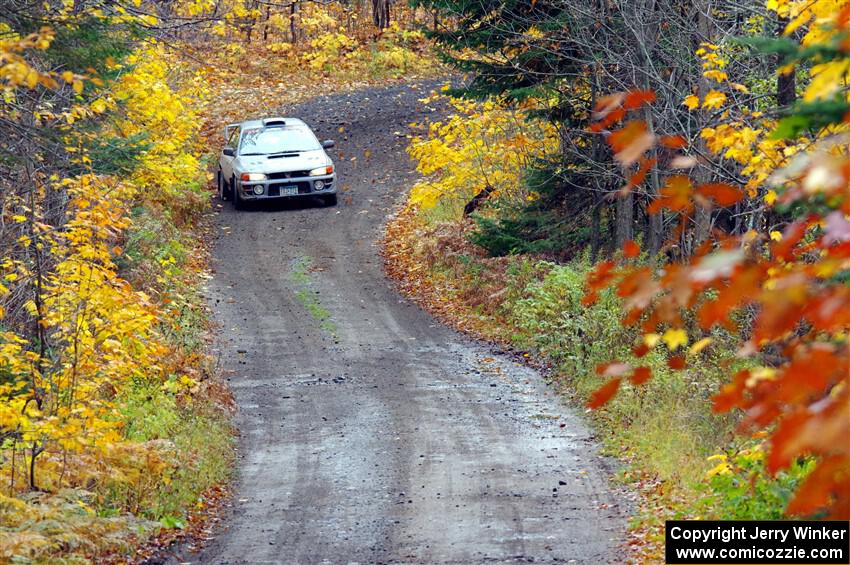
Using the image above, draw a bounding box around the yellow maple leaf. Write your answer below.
[703,70,728,82]
[90,98,108,113]
[706,462,732,478]
[643,333,661,347]
[702,90,727,110]
[764,189,777,205]
[662,328,688,351]
[689,337,712,355]
[683,95,699,110]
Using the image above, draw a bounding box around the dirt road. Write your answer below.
[191,81,625,564]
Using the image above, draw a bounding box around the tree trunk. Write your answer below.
[590,197,602,261]
[643,101,663,255]
[463,185,494,216]
[372,0,390,30]
[691,0,716,249]
[776,17,796,107]
[615,193,634,249]
[290,2,298,44]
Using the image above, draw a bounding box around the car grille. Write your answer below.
[267,170,311,180]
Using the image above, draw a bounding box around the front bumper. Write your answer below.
[238,174,336,200]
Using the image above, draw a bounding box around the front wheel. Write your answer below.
[322,194,337,207]
[217,170,231,201]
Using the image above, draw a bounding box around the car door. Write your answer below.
[220,124,240,182]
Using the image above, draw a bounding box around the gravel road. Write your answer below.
[190,80,625,564]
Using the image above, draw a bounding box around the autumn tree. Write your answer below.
[415,0,799,257]
[585,0,850,518]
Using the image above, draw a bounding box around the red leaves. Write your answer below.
[711,370,750,413]
[650,179,744,215]
[623,240,640,258]
[623,89,656,110]
[617,267,660,311]
[586,260,617,292]
[839,2,850,28]
[772,221,807,261]
[659,135,687,149]
[591,93,627,132]
[630,366,652,385]
[585,87,850,519]
[591,91,659,167]
[785,455,849,518]
[768,395,849,477]
[695,183,743,207]
[622,156,657,193]
[667,355,686,370]
[708,345,850,517]
[697,265,762,330]
[648,175,693,214]
[587,377,622,408]
[609,120,655,166]
[593,92,625,116]
[589,107,626,132]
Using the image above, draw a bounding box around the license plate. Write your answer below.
[279,185,298,196]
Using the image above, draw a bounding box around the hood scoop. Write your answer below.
[267,152,299,159]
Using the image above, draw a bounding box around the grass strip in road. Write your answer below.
[289,256,337,335]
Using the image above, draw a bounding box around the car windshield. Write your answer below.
[239,126,321,155]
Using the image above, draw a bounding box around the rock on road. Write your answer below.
[191,81,625,564]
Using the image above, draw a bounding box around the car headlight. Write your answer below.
[240,172,267,181]
[309,165,334,176]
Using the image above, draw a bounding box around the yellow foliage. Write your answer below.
[111,44,209,202]
[407,96,558,214]
[302,32,358,71]
[661,328,688,351]
[804,60,850,103]
[701,90,727,110]
[0,37,214,552]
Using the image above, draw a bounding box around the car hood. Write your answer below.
[236,150,329,173]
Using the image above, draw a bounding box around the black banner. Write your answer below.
[665,520,849,564]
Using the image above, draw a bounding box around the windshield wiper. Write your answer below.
[240,151,302,157]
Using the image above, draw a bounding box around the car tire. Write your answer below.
[322,194,338,207]
[233,177,245,210]
[217,170,230,201]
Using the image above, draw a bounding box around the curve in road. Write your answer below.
[192,80,625,564]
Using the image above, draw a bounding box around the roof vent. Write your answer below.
[262,118,287,127]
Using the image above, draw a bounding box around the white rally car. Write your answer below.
[217,117,337,208]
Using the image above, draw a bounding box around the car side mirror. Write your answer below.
[322,140,335,149]
[223,147,235,157]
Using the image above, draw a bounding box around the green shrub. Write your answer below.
[468,164,595,257]
[107,384,233,521]
[693,443,815,520]
[498,256,739,488]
